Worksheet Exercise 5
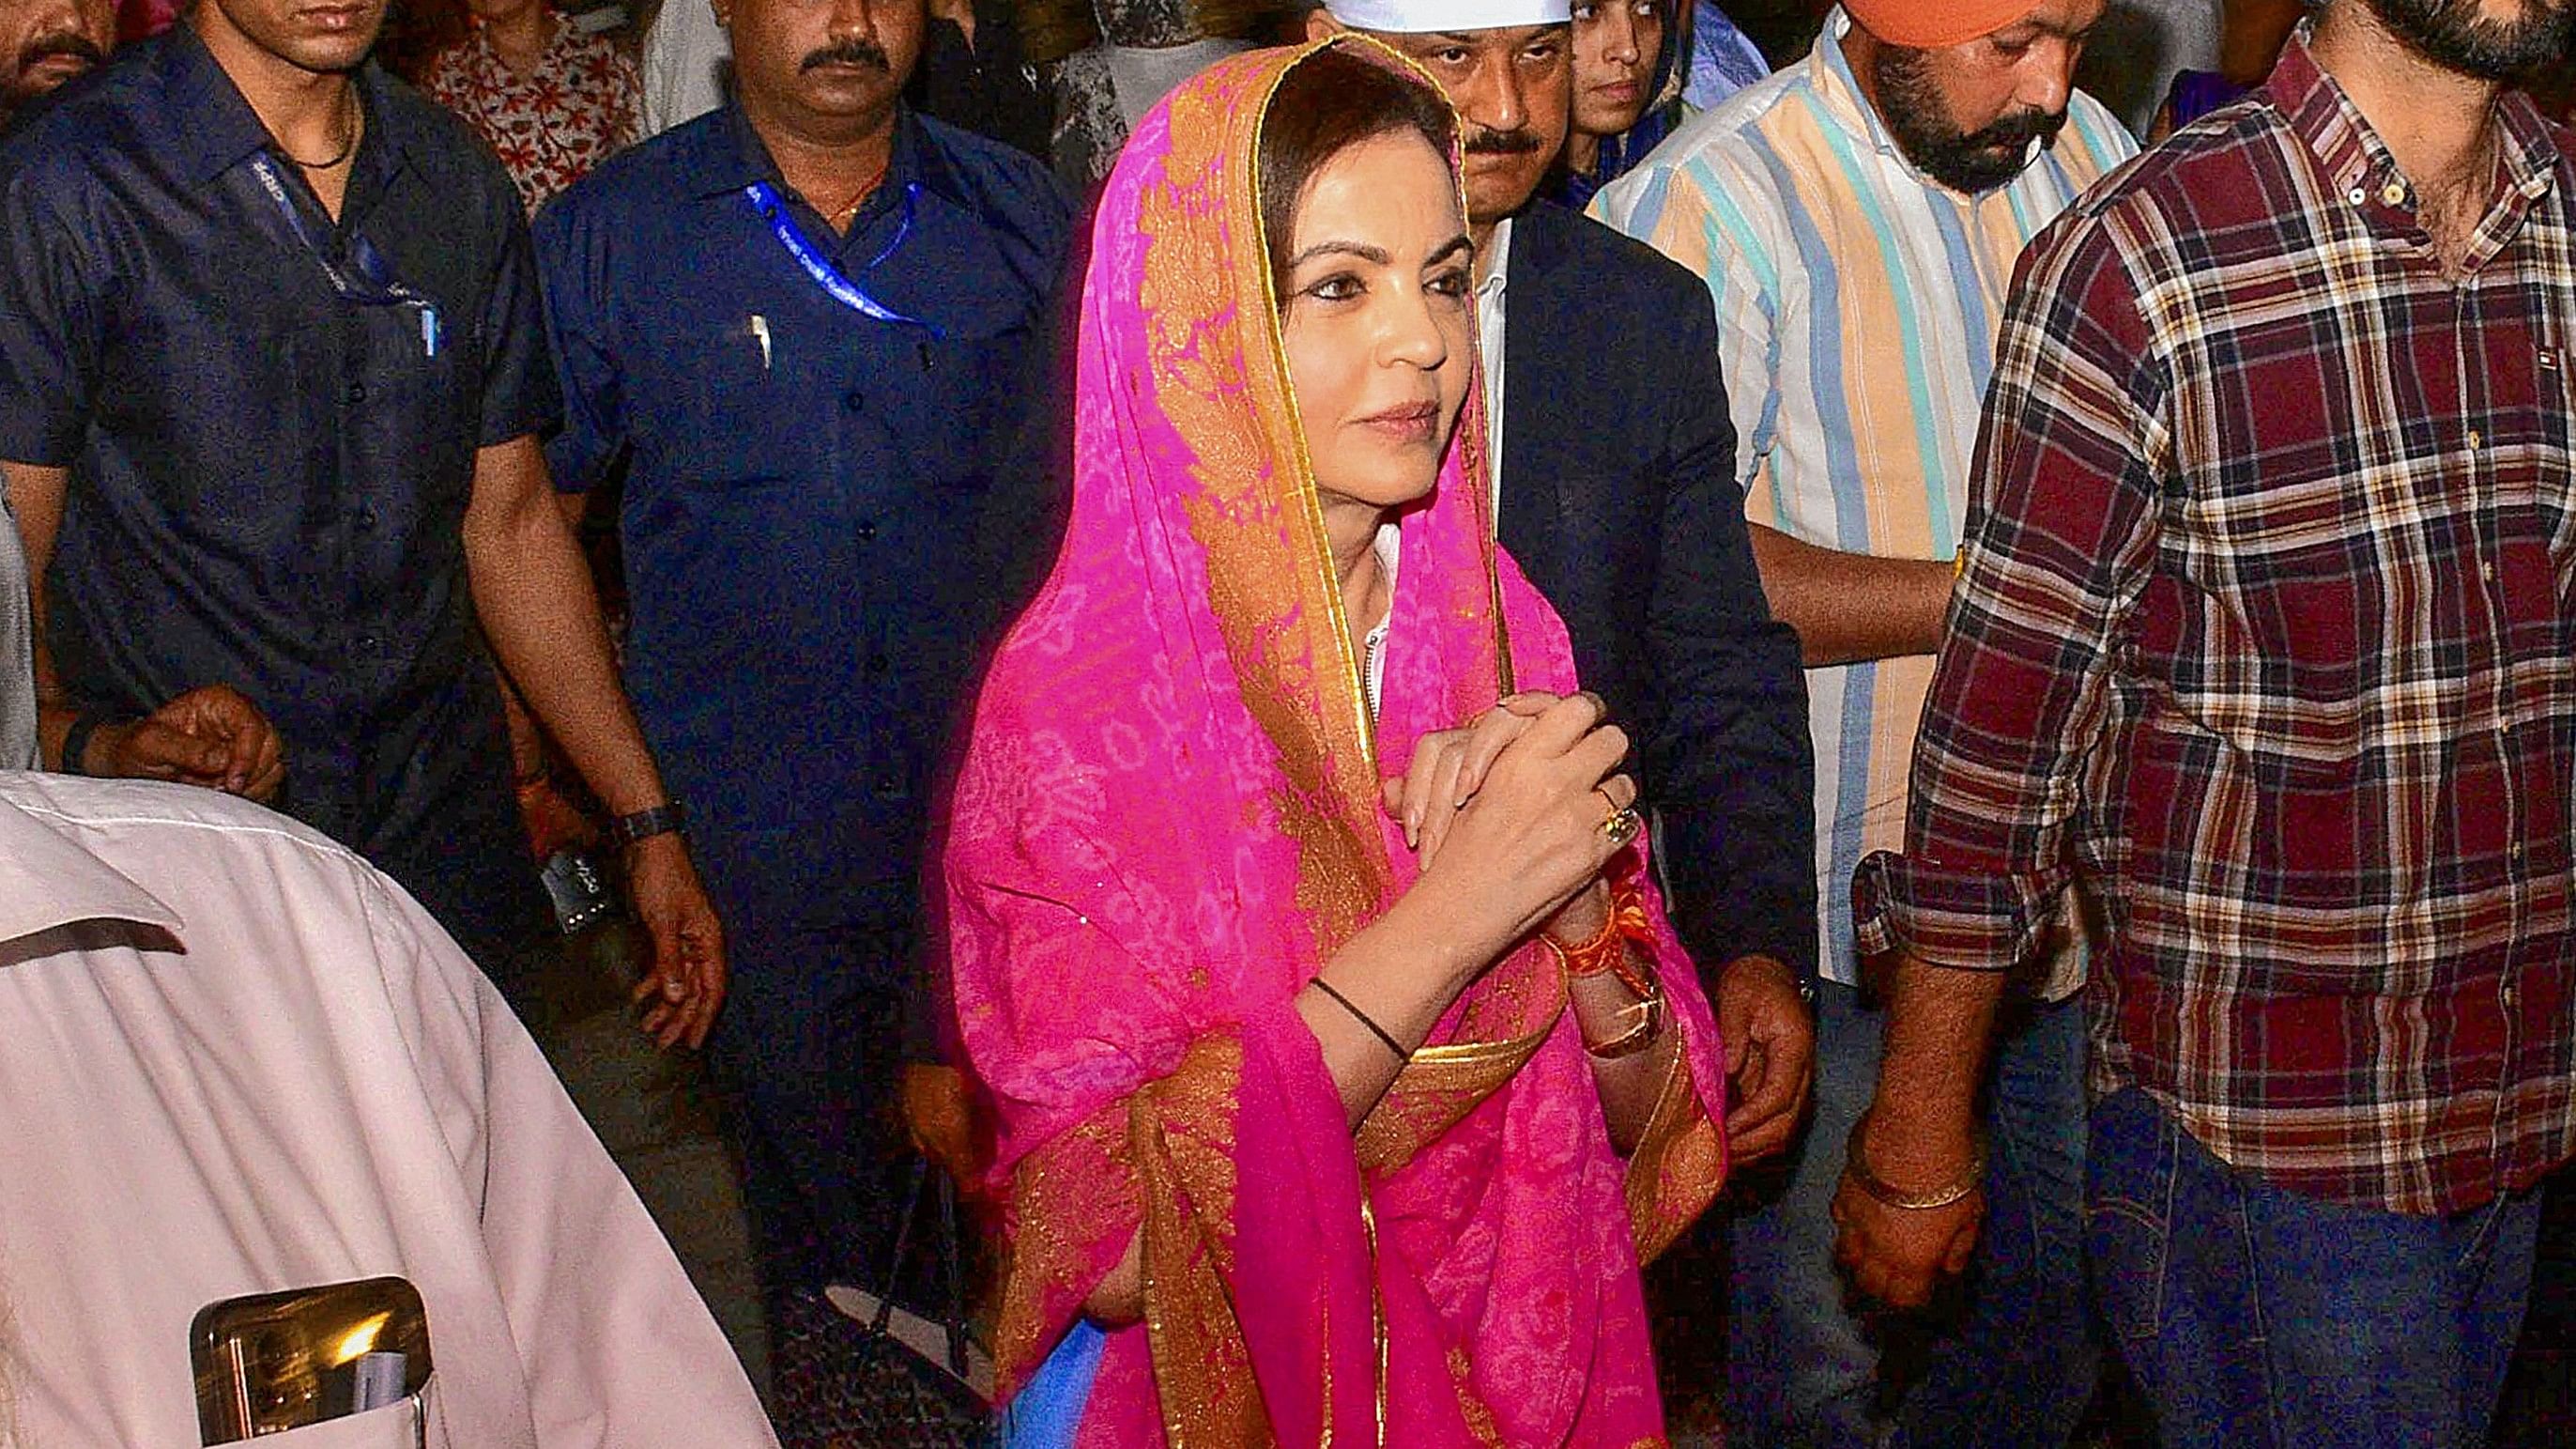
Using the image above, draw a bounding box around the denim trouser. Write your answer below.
[1726,981,2099,1447]
[2087,1087,2543,1448]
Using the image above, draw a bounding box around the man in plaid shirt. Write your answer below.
[1838,0,2576,1441]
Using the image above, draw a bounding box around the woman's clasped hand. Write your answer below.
[1383,688,1639,943]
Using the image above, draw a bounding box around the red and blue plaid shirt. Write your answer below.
[1856,37,2576,1214]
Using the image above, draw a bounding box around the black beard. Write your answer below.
[1872,43,2067,195]
[2363,0,2574,80]
[4,30,103,110]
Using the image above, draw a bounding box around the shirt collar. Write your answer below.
[687,103,966,213]
[158,23,419,191]
[0,787,183,954]
[1810,9,1907,163]
[1477,214,1514,297]
[2267,27,2560,231]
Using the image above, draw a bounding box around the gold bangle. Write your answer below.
[1582,991,1664,1060]
[1843,1110,1987,1210]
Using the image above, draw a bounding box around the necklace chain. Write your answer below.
[282,87,360,171]
[820,161,891,225]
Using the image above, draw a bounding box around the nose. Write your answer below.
[2016,40,2077,117]
[825,0,880,40]
[1464,56,1526,138]
[1601,7,1640,67]
[1379,279,1452,376]
[25,0,84,38]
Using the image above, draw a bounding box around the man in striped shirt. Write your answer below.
[1594,1,2133,1441]
[1848,0,2576,1439]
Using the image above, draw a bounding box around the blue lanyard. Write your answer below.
[248,153,442,356]
[743,179,941,337]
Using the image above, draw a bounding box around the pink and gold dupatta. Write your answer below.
[943,39,1726,1447]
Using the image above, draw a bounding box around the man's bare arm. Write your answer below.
[1745,522,1954,668]
[462,434,725,1049]
[1831,955,2010,1308]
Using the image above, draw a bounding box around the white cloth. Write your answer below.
[0,774,778,1449]
[1475,216,1512,531]
[1102,38,1249,129]
[640,0,728,136]
[1326,0,1570,30]
[1360,521,1400,721]
[0,480,34,771]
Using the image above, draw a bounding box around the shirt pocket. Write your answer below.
[242,1376,439,1448]
[2180,464,2378,762]
[95,309,331,521]
[652,323,795,490]
[370,303,476,512]
[911,318,1041,495]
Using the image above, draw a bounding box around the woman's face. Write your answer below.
[1572,0,1665,140]
[1277,130,1475,516]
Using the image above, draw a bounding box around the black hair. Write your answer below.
[1256,44,1460,297]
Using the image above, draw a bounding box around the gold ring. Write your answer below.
[1600,804,1643,850]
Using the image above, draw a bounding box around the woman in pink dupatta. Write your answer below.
[944,38,1727,1447]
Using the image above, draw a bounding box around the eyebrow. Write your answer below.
[1283,235,1476,272]
[1285,240,1392,270]
[1426,25,1565,44]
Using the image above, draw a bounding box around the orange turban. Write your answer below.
[1844,0,2037,48]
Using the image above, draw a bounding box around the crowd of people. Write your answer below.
[0,0,2570,1444]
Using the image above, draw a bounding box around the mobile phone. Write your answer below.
[189,1276,433,1444]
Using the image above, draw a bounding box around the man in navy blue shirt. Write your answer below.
[533,0,1068,1403]
[0,0,728,1047]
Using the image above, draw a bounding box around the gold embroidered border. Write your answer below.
[1134,1034,1268,1447]
[1355,942,1567,1172]
[993,1107,1136,1397]
[1619,1043,1726,1265]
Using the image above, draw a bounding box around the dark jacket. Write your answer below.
[1499,199,1817,980]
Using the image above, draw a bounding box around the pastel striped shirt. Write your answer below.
[1592,8,2136,985]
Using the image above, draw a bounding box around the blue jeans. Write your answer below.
[2086,1087,2543,1447]
[1726,982,2098,1448]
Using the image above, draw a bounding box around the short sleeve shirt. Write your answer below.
[533,106,1067,934]
[0,26,560,954]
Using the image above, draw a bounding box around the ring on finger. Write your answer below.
[1599,803,1644,851]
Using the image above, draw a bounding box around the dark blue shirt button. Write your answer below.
[872,773,898,794]
[857,519,878,542]
[866,652,889,673]
[842,391,866,412]
[344,380,366,406]
[353,505,377,531]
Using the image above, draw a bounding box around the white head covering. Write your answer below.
[1323,0,1570,32]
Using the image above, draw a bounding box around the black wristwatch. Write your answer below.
[59,711,129,777]
[606,801,688,851]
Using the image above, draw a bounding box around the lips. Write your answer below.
[1591,80,1641,102]
[295,4,369,30]
[1357,401,1439,444]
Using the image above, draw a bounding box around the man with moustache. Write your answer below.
[0,0,110,123]
[1594,1,2134,1441]
[1841,0,2576,1441]
[1308,0,1820,1204]
[0,0,727,1041]
[531,0,1066,1423]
